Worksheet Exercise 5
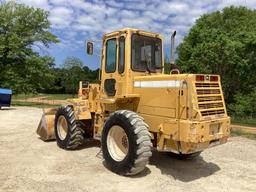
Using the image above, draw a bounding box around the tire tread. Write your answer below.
[117,110,152,175]
[55,105,84,150]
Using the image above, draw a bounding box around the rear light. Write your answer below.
[196,75,205,81]
[210,76,218,81]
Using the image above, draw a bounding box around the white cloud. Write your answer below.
[49,6,73,28]
[49,0,68,6]
[17,0,50,10]
[158,1,189,14]
[11,0,256,63]
[119,10,138,19]
[123,1,147,11]
[143,11,169,21]
[218,0,256,9]
[106,0,124,8]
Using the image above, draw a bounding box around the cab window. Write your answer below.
[105,38,116,73]
[131,34,162,72]
[118,37,125,74]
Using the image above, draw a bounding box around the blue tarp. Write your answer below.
[0,88,12,107]
[0,88,12,95]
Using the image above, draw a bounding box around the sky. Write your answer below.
[7,0,256,69]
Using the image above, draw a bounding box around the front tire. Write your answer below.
[102,110,152,176]
[54,106,84,150]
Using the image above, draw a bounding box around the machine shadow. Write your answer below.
[77,139,101,150]
[37,137,56,142]
[39,138,101,149]
[102,160,152,178]
[149,151,220,182]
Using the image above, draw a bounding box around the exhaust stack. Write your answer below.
[171,30,176,65]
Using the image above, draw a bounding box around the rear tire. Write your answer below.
[102,110,152,175]
[54,106,84,150]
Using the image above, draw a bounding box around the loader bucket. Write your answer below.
[36,108,57,141]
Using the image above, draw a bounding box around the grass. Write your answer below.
[11,93,76,108]
[231,117,256,127]
[12,93,76,100]
[12,93,38,100]
[44,94,76,100]
[231,129,256,140]
[11,100,60,108]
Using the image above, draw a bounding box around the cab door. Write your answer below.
[102,38,117,97]
[102,36,126,98]
[115,36,126,96]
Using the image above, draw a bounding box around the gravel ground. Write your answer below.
[0,107,256,192]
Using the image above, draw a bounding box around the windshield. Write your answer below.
[131,34,162,72]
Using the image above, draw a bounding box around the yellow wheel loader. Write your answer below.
[37,28,230,175]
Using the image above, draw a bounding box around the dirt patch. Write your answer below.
[14,96,68,105]
[0,107,256,192]
[231,124,256,134]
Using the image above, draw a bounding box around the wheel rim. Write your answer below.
[57,115,68,140]
[107,125,129,162]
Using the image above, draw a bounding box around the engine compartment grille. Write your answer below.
[195,82,225,117]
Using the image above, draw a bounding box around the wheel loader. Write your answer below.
[37,28,230,175]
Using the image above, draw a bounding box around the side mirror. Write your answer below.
[86,41,93,55]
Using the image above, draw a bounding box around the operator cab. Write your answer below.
[87,28,165,98]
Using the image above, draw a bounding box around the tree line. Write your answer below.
[48,57,99,94]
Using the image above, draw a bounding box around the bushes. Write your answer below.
[229,89,256,118]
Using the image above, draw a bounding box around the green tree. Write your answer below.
[63,57,83,69]
[176,6,256,103]
[164,56,171,74]
[43,56,99,94]
[229,89,256,118]
[83,66,99,83]
[61,57,87,94]
[60,57,99,94]
[0,1,58,93]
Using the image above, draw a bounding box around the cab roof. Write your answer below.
[103,28,163,39]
